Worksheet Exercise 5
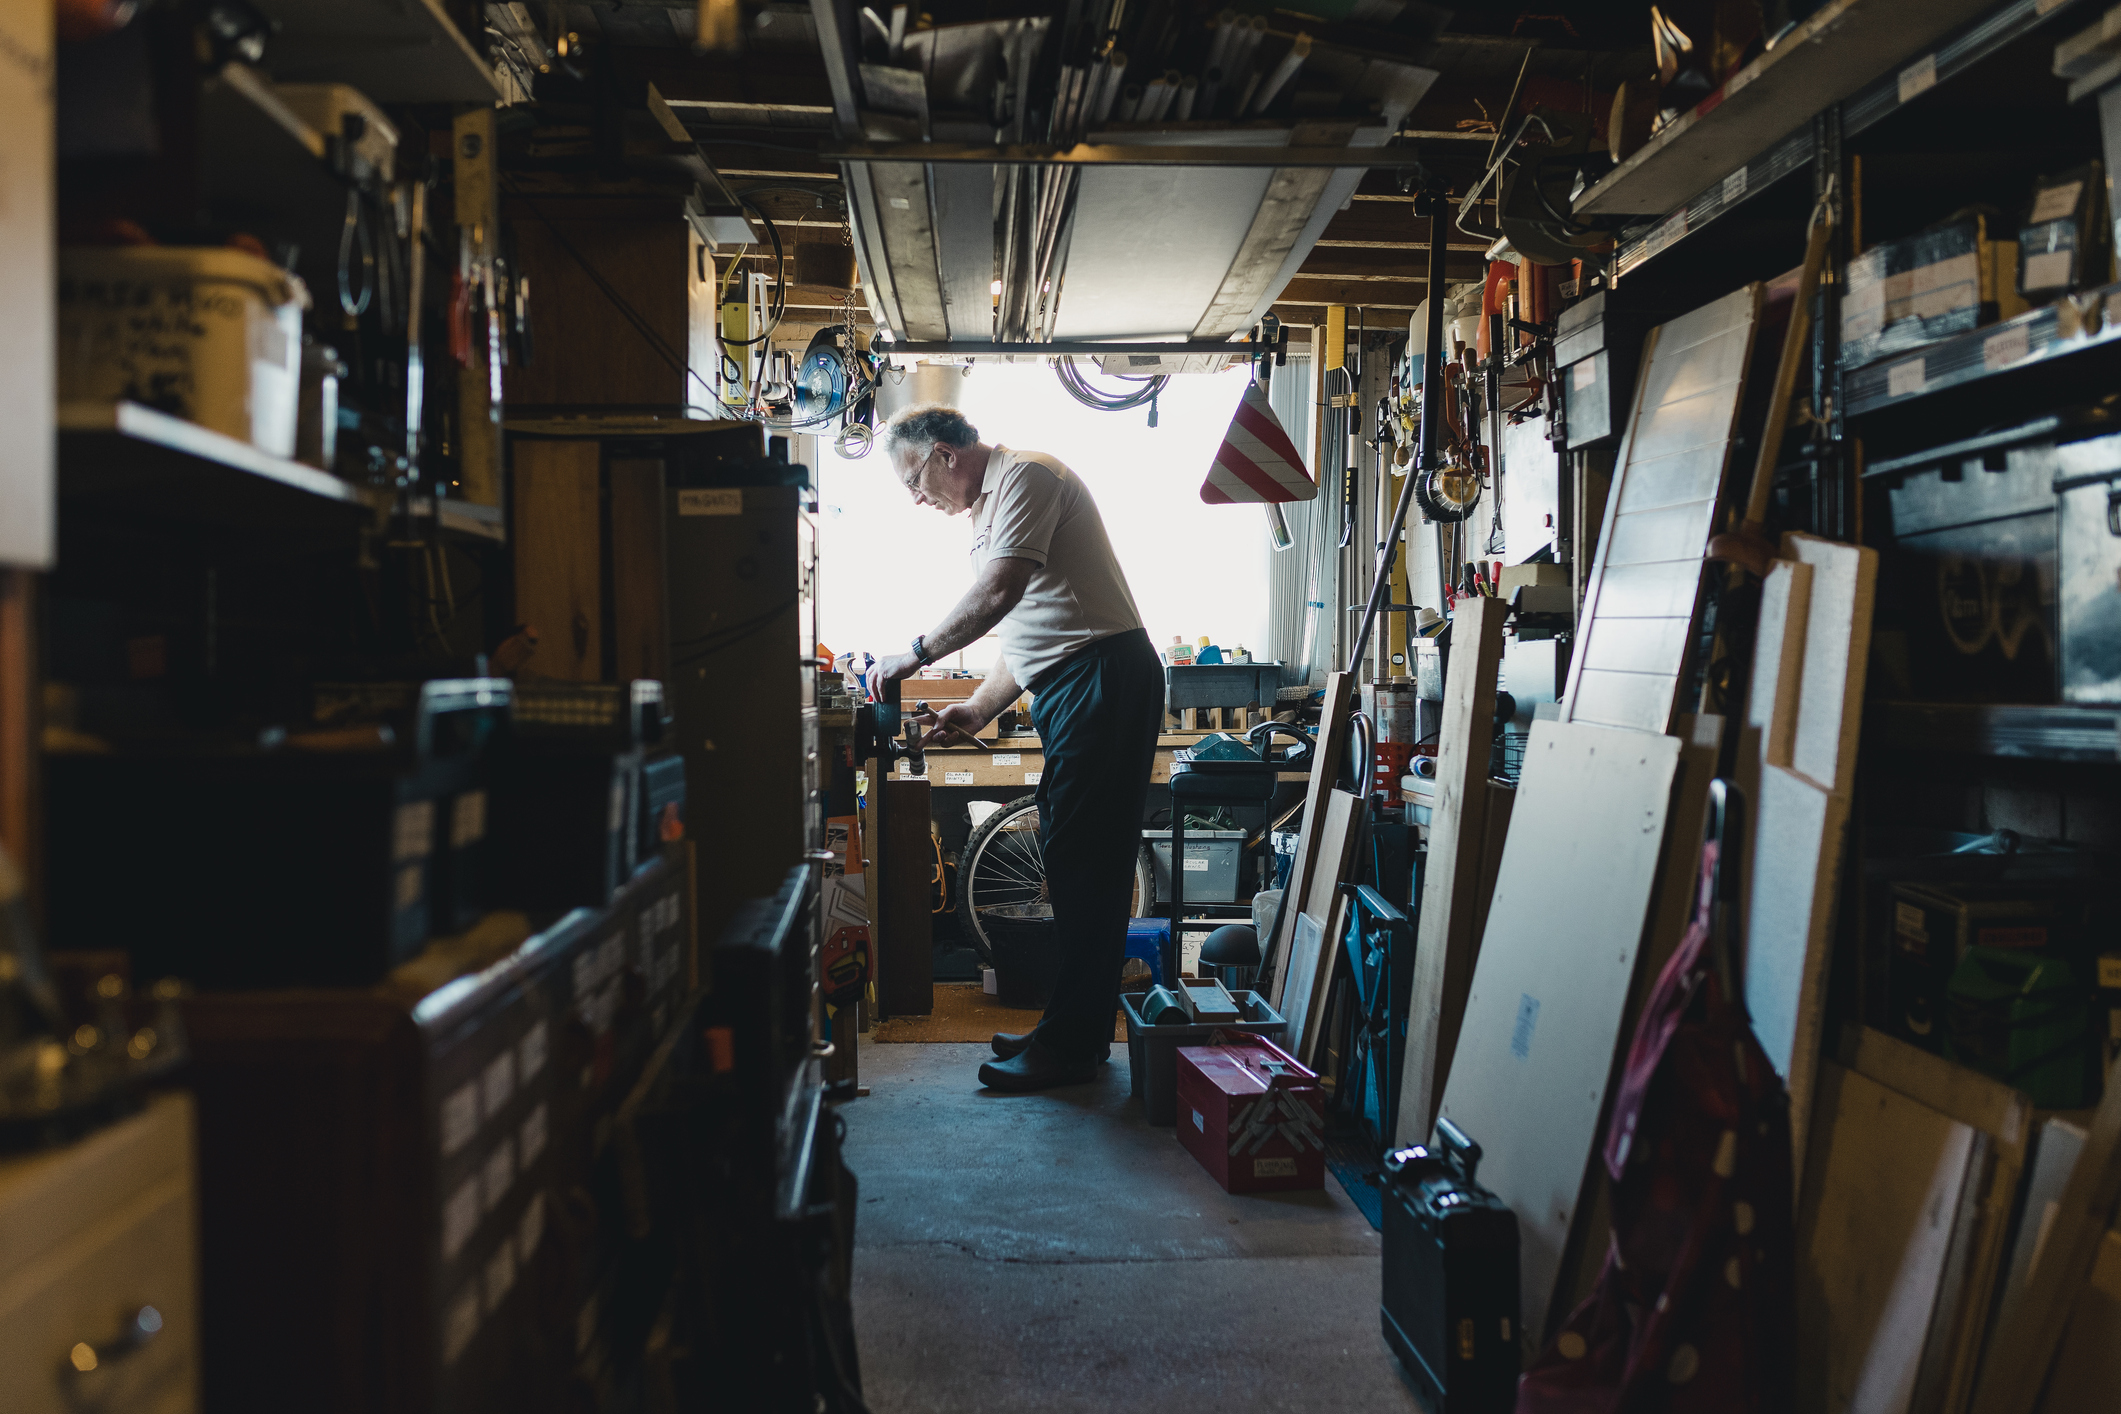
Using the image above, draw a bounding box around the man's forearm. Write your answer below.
[964,656,1022,725]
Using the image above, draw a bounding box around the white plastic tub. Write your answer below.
[59,246,310,456]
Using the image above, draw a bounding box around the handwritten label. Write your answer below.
[1984,324,2030,370]
[676,488,742,516]
[2025,250,2075,292]
[1254,1156,1297,1178]
[1887,358,1927,398]
[992,752,1022,765]
[1898,54,1936,105]
[943,770,974,784]
[1024,771,1042,784]
[1721,167,1747,206]
[1511,993,1541,1060]
[2031,181,2084,224]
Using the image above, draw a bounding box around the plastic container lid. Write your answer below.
[60,246,312,312]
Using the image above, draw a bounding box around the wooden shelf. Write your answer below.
[249,0,502,104]
[1582,0,2029,218]
[59,401,380,537]
[409,497,506,542]
[1866,701,2121,761]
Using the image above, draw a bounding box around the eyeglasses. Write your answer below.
[898,445,942,492]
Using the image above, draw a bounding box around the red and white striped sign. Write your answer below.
[1200,382,1316,505]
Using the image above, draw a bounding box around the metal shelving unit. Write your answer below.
[1866,702,2121,761]
[1842,287,2117,416]
[1607,0,2094,283]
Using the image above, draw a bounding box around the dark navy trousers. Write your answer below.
[1025,628,1165,1061]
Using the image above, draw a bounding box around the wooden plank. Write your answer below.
[1972,1052,2121,1414]
[1841,1025,2033,1414]
[1395,597,1506,1145]
[1783,532,1879,796]
[511,439,602,681]
[503,213,690,409]
[1437,720,1682,1341]
[1799,1062,1982,1414]
[1746,763,1849,1184]
[1564,285,1762,737]
[608,458,669,688]
[868,765,934,1018]
[1993,1118,2090,1352]
[1267,672,1356,1010]
[1287,790,1364,1066]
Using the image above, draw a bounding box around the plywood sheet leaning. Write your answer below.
[1992,1117,2089,1347]
[1267,672,1356,1010]
[1733,559,1812,937]
[1743,533,1877,1182]
[1798,1061,1982,1414]
[1436,720,1682,1340]
[1394,597,1508,1145]
[1842,1025,2034,1414]
[1564,284,1763,735]
[1972,1052,2121,1414]
[1284,789,1363,1066]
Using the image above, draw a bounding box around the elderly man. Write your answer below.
[865,403,1163,1091]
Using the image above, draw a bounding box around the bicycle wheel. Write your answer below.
[957,795,1155,964]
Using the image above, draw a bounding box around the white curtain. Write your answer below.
[1264,358,1334,687]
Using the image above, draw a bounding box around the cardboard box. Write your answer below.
[1174,1036,1325,1193]
[1841,213,2025,368]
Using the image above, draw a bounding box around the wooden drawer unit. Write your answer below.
[0,1092,200,1414]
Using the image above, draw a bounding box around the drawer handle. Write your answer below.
[66,1305,162,1376]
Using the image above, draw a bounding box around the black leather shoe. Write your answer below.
[977,1041,1099,1091]
[992,1030,1111,1062]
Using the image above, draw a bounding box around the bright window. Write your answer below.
[814,363,1269,675]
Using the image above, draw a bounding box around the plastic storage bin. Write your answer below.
[1121,989,1287,1125]
[1144,828,1244,903]
[59,246,309,455]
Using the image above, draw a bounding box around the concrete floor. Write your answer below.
[843,1040,1427,1413]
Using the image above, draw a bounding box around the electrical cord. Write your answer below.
[1051,356,1167,413]
[719,196,788,347]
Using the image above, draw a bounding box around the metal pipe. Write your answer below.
[877,339,1250,355]
[1346,186,1448,676]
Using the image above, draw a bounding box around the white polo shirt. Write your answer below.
[969,446,1143,688]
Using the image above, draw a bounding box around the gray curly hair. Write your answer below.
[879,403,979,467]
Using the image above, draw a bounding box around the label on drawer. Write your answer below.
[443,1285,480,1365]
[519,1102,548,1167]
[1024,772,1042,784]
[482,1051,516,1120]
[394,801,434,860]
[993,753,1022,765]
[443,1178,480,1262]
[441,1083,479,1157]
[677,488,742,515]
[943,770,975,784]
[483,1138,516,1214]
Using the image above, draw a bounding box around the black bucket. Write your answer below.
[982,904,1061,1009]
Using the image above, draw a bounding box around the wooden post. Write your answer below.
[1395,597,1507,1146]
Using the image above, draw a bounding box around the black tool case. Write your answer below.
[1381,1117,1522,1414]
[48,678,510,988]
[489,681,661,910]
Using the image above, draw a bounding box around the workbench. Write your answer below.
[882,733,1310,790]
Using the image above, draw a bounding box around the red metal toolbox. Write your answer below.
[1174,1035,1326,1194]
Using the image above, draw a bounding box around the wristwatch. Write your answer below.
[911,634,934,666]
